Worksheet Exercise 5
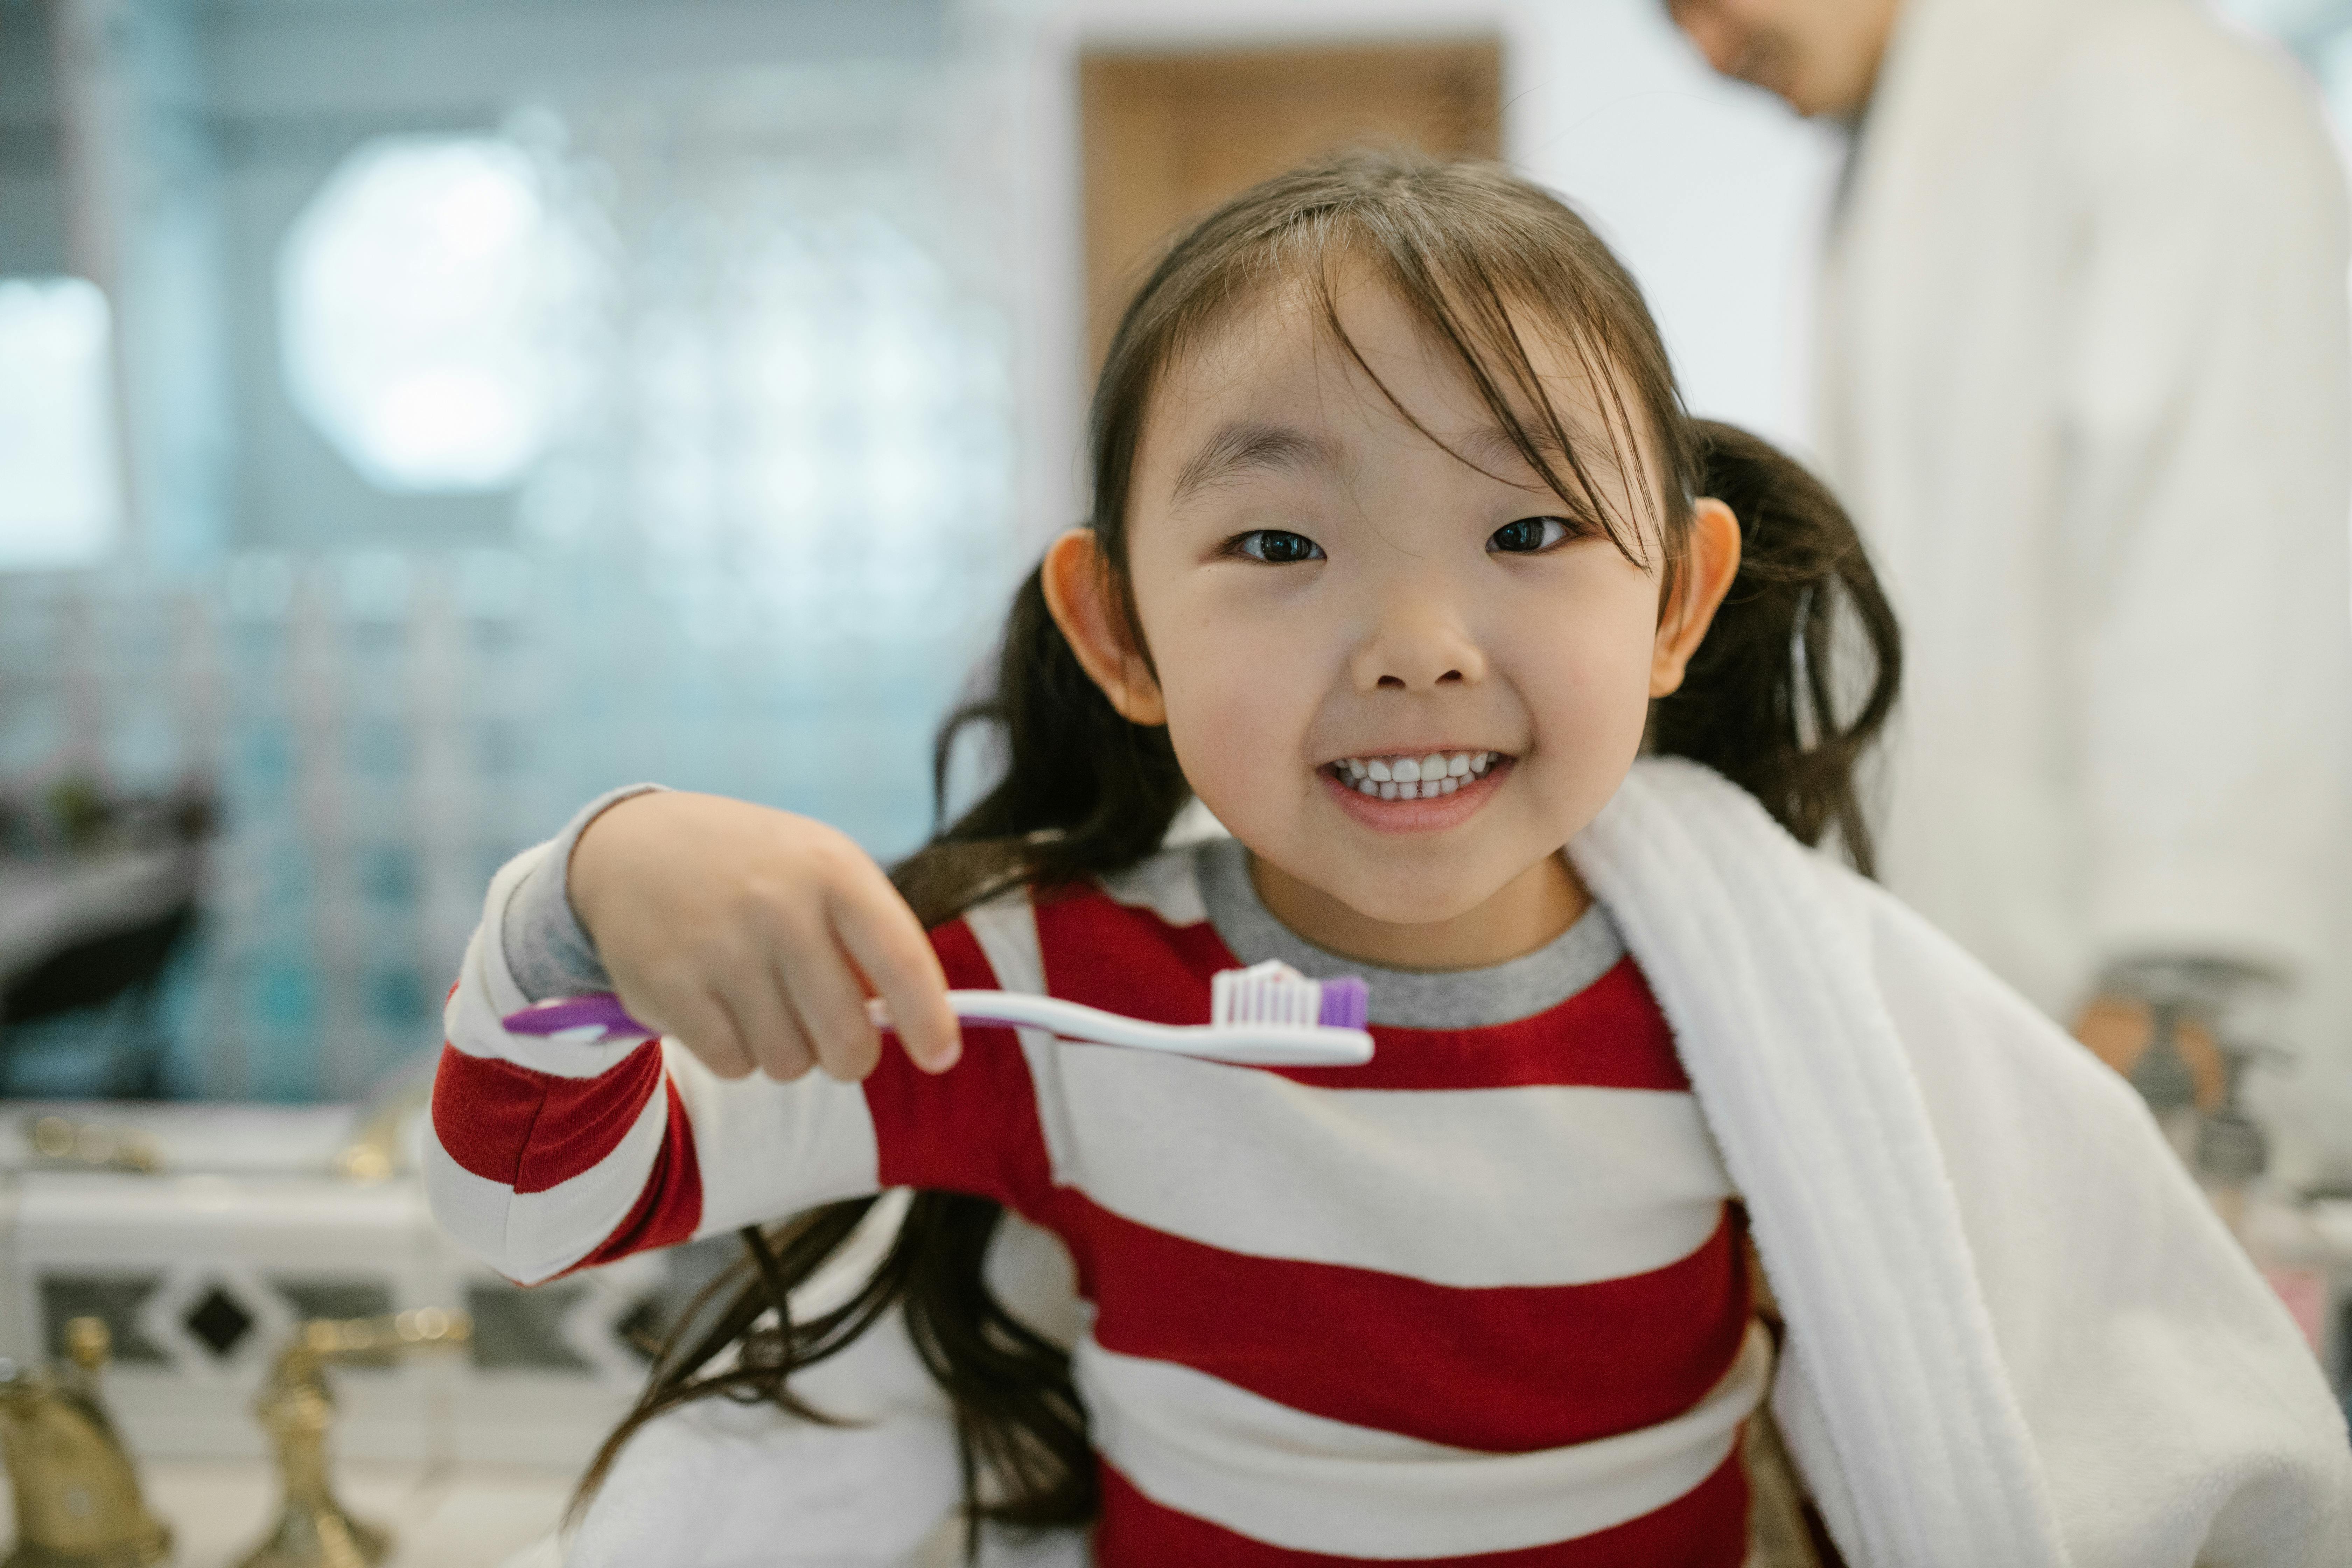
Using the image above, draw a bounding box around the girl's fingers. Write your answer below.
[583,807,955,1085]
[660,990,756,1081]
[720,967,815,1083]
[773,914,885,1083]
[827,875,961,1073]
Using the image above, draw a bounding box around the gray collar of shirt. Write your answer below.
[1191,837,1623,1029]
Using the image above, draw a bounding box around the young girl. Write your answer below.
[428,153,2349,1566]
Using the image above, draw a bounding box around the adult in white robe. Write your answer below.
[1669,0,2352,1160]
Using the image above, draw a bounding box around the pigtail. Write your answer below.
[905,564,1192,915]
[1651,420,1902,876]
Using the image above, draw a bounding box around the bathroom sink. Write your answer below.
[0,1098,668,1465]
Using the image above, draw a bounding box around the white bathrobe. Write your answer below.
[562,762,2350,1568]
[1814,0,2352,1143]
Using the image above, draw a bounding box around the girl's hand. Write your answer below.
[566,792,961,1082]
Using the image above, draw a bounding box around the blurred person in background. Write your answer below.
[1667,0,2352,1161]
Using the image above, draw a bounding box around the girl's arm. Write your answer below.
[423,791,996,1286]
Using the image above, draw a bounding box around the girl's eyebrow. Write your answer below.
[1168,421,1344,504]
[1457,422,1618,484]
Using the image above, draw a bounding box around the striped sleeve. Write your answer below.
[424,841,1030,1284]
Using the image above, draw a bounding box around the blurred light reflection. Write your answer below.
[279,136,594,495]
[0,277,121,570]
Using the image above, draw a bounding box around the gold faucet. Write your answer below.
[234,1309,471,1568]
[328,1079,430,1185]
[25,1116,162,1176]
[0,1316,173,1568]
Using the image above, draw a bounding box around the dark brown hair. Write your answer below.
[576,148,1898,1545]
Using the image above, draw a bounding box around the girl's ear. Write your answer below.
[1041,528,1169,726]
[1650,498,1743,698]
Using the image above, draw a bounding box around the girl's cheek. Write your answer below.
[1516,611,1654,771]
[1158,658,1311,821]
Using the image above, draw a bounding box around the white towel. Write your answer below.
[568,758,2351,1566]
[1569,760,2350,1567]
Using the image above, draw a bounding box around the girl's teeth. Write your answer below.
[1331,751,1504,798]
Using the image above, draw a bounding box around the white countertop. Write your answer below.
[0,1458,570,1568]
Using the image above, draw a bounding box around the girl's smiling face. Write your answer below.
[1046,271,1740,967]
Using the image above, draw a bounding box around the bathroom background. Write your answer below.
[2,0,2349,1562]
[13,0,2342,1106]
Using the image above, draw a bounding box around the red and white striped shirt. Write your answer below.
[428,834,1765,1563]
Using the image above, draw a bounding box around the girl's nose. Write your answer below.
[1349,603,1488,693]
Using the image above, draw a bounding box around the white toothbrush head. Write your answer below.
[1210,960,1371,1032]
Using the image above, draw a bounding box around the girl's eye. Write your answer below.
[1231,529,1325,564]
[1489,516,1574,554]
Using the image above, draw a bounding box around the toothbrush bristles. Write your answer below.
[1317,976,1369,1031]
[1210,960,1368,1032]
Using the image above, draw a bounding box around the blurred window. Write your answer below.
[366,967,431,1029]
[0,277,122,571]
[278,136,590,495]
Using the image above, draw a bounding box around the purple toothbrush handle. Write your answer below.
[505,994,653,1038]
[506,994,954,1039]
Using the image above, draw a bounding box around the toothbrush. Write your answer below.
[501,959,1373,1068]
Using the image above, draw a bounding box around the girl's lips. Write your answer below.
[1320,756,1513,832]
